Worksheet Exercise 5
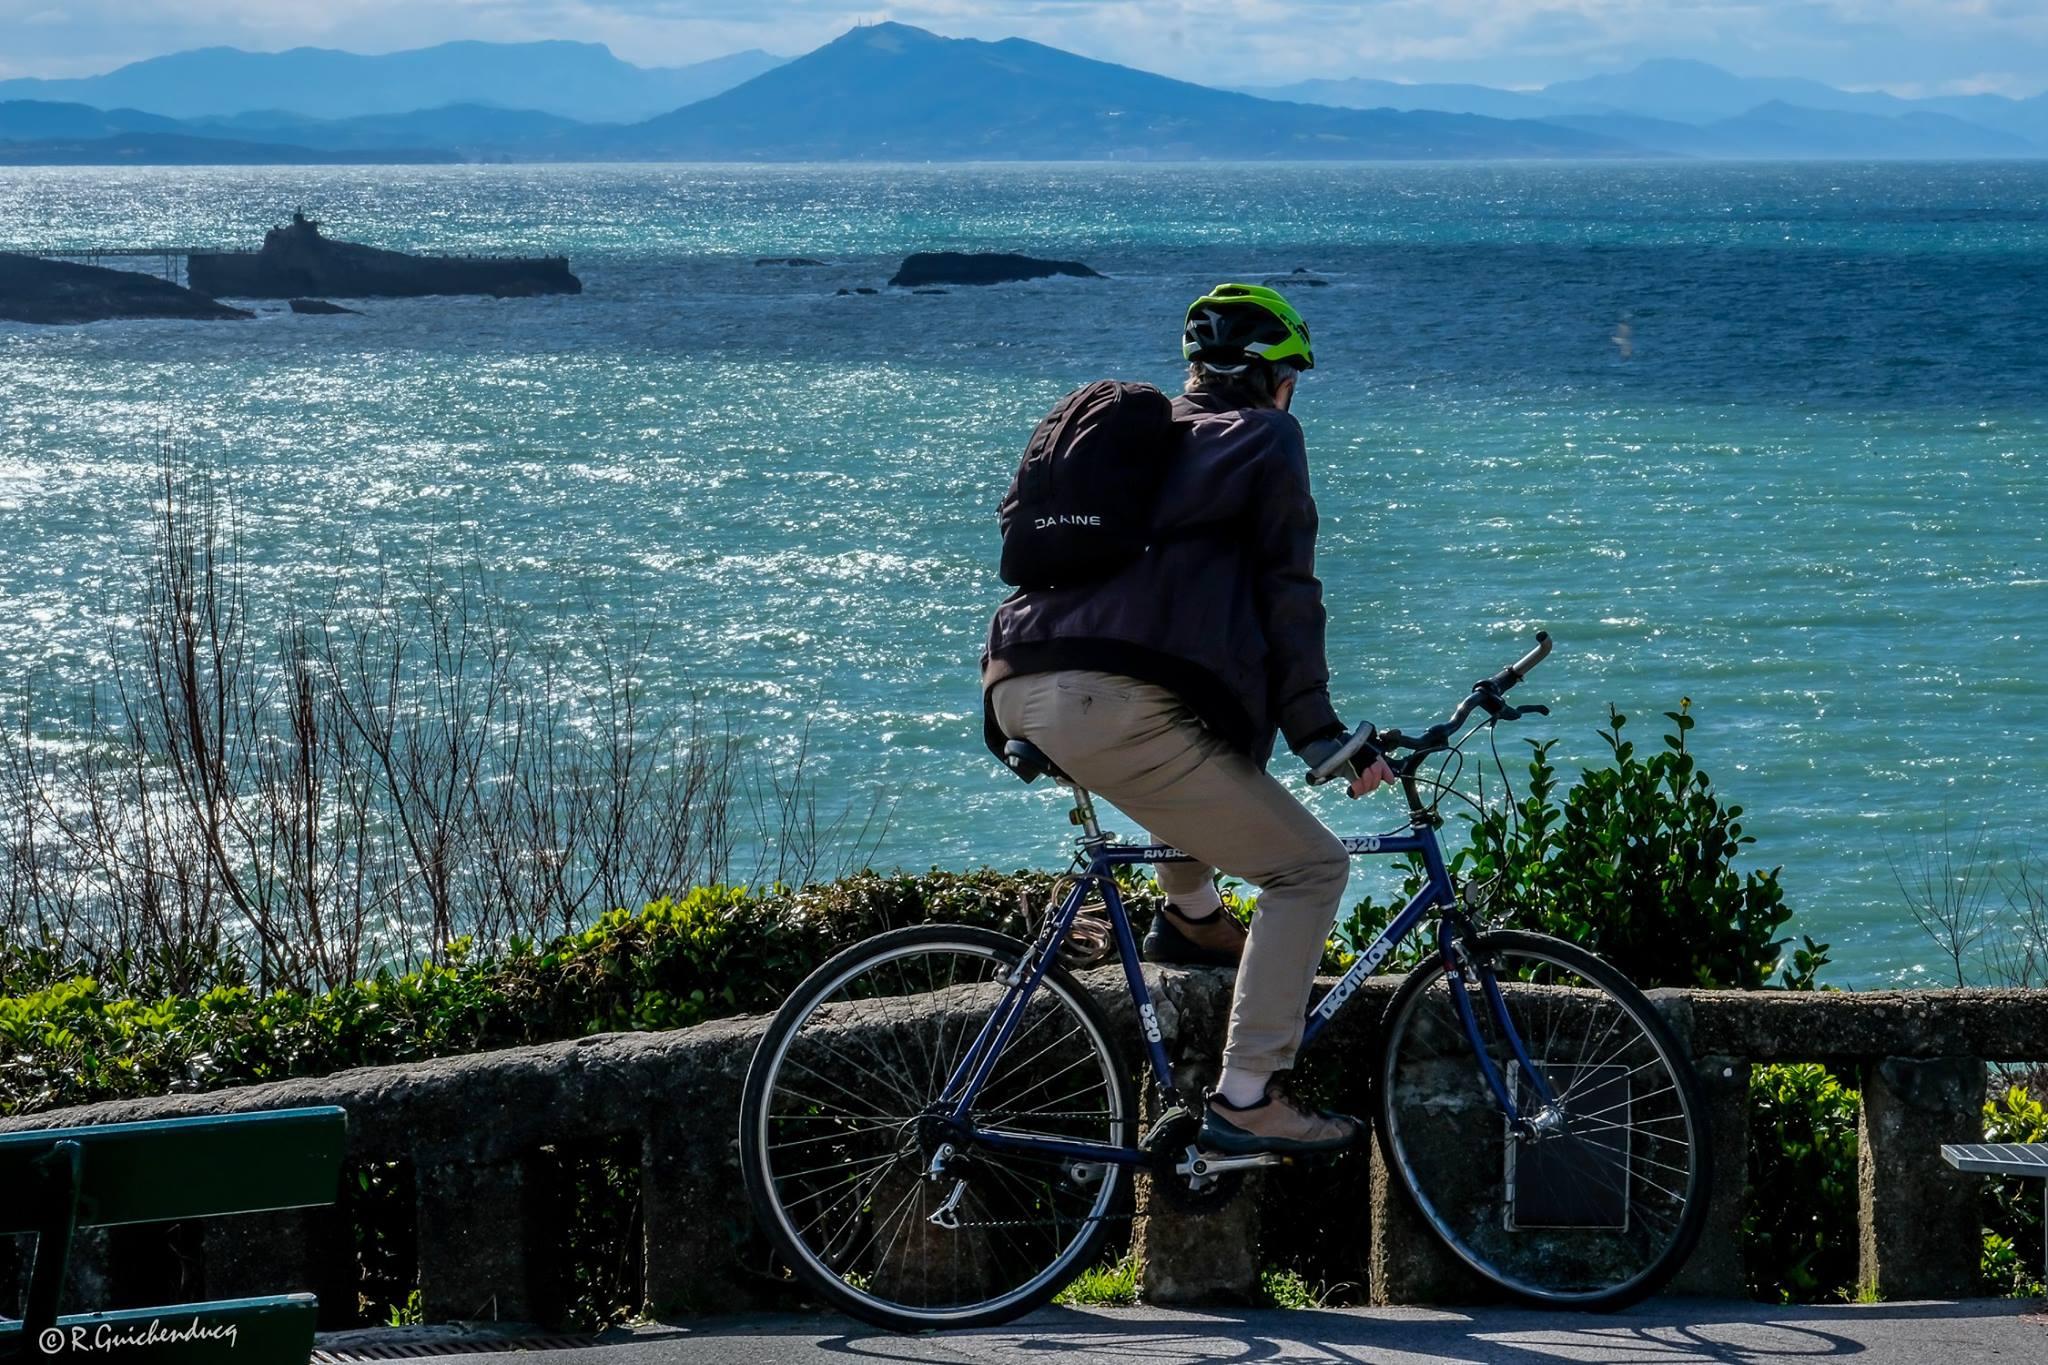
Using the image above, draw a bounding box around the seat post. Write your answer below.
[1066,783,1107,846]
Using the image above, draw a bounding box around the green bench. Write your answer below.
[0,1108,347,1365]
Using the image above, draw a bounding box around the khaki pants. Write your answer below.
[990,669,1349,1075]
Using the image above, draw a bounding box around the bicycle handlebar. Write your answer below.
[1491,632,1553,694]
[1307,632,1553,786]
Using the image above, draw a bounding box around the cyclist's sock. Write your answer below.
[1166,900,1220,923]
[1215,1067,1271,1108]
[1164,883,1223,919]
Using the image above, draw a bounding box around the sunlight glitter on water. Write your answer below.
[4,163,2047,983]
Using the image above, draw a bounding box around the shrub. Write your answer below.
[0,869,1096,1119]
[1743,1063,1862,1301]
[1981,1085,2048,1297]
[1335,700,1802,991]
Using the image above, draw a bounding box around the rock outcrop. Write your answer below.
[288,297,361,315]
[0,252,251,324]
[188,211,581,300]
[887,251,1104,288]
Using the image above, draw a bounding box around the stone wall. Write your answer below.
[3,974,2044,1321]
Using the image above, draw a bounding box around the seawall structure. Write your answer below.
[188,211,581,300]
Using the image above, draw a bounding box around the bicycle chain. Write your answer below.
[947,1210,1135,1230]
[931,1132,1130,1230]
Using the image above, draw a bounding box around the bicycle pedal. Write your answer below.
[1178,1148,1289,1177]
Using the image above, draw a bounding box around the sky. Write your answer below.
[2,0,2045,97]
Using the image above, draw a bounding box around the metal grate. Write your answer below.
[314,1335,597,1362]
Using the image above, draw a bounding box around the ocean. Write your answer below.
[2,161,2045,985]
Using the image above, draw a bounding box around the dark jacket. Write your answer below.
[981,388,1342,767]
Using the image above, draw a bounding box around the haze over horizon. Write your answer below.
[3,1,2045,99]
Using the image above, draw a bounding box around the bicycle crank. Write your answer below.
[1178,1148,1289,1177]
[1143,1104,1257,1214]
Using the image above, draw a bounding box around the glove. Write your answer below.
[1297,724,1382,784]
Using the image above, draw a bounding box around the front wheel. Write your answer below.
[1375,929,1711,1309]
[739,924,1137,1331]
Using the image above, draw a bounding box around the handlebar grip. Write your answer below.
[1307,725,1382,786]
[1487,631,1553,693]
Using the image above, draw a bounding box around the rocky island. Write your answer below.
[187,211,582,300]
[887,252,1104,288]
[0,252,251,325]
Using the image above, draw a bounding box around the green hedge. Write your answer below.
[0,869,1127,1118]
[1981,1085,2048,1297]
[4,698,2037,1311]
[1744,1063,1862,1300]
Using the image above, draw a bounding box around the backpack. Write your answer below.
[998,380,1182,590]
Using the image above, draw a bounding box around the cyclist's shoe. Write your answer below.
[1141,903,1247,967]
[1201,1087,1361,1156]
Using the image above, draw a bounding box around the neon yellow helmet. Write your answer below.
[1182,283,1314,373]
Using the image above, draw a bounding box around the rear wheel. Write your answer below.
[1375,929,1711,1309]
[739,925,1136,1331]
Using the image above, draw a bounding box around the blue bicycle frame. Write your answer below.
[928,792,1558,1171]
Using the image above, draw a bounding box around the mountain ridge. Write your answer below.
[1258,57,2047,150]
[611,23,1633,161]
[5,30,2044,164]
[0,41,784,123]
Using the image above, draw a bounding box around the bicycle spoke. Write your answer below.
[978,1061,1109,1123]
[1379,935,1707,1306]
[773,1146,909,1187]
[768,1117,906,1153]
[783,1053,912,1123]
[746,934,1130,1325]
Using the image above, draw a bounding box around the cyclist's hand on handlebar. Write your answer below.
[1301,725,1396,796]
[1349,753,1396,799]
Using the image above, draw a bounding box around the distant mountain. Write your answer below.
[1547,101,2038,159]
[1541,57,2048,141]
[0,98,598,160]
[0,100,182,140]
[616,23,1634,160]
[188,105,598,157]
[17,33,2033,165]
[0,131,457,166]
[1542,58,1884,122]
[1243,78,1562,121]
[1702,102,2038,158]
[0,41,784,123]
[1536,112,1724,157]
[1271,57,2048,154]
[1915,92,2048,145]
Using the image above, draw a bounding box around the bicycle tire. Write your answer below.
[1374,929,1711,1309]
[739,924,1137,1331]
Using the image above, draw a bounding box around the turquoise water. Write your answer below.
[3,162,2045,985]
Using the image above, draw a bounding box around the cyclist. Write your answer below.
[981,283,1394,1156]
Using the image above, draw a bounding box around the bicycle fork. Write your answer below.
[1437,918,1561,1136]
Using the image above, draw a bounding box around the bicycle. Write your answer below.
[739,633,1710,1329]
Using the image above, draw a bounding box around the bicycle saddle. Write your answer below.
[1002,739,1071,785]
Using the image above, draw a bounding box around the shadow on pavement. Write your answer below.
[780,1297,2043,1365]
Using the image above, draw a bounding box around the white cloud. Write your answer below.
[1869,71,2039,98]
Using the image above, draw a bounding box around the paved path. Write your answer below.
[467,1299,2044,1365]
